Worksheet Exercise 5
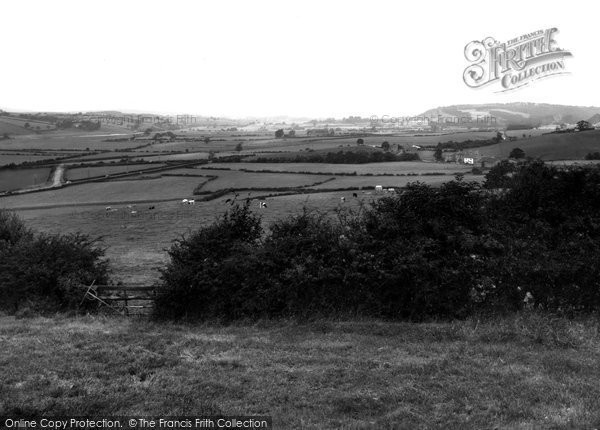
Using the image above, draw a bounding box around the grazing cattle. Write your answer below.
[188,199,195,205]
[182,199,188,204]
[259,201,267,208]
[148,206,155,210]
[375,185,383,193]
[352,193,358,198]
[130,210,137,215]
[340,197,345,202]
[105,206,112,211]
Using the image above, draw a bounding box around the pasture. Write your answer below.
[309,174,467,189]
[2,126,593,287]
[65,163,167,181]
[0,133,138,151]
[0,115,55,135]
[133,152,210,162]
[197,170,334,192]
[1,314,599,428]
[472,130,600,160]
[0,176,205,209]
[205,161,473,175]
[10,192,369,284]
[0,153,64,166]
[0,167,52,192]
[270,129,547,150]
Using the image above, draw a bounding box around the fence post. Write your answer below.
[123,284,129,316]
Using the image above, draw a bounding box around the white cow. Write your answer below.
[375,185,383,193]
[182,199,189,204]
[188,199,195,205]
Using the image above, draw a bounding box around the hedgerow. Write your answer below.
[0,210,109,314]
[154,160,600,321]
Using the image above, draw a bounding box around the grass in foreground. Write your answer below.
[0,312,599,429]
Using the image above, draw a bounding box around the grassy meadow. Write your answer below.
[0,167,52,192]
[1,313,599,429]
[64,163,167,181]
[0,153,64,166]
[8,192,368,284]
[474,130,600,160]
[205,161,472,175]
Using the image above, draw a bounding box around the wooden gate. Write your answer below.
[80,284,157,316]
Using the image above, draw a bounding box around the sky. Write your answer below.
[0,0,598,118]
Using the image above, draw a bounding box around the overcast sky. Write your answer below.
[1,0,597,118]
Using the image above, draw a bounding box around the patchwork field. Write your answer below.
[198,170,334,192]
[0,153,65,166]
[1,125,595,287]
[472,130,600,160]
[10,191,370,284]
[0,115,55,134]
[65,163,167,181]
[0,133,138,151]
[0,167,52,192]
[0,176,204,209]
[309,174,467,189]
[205,161,472,175]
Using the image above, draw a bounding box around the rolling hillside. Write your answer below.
[471,129,600,160]
[0,115,55,135]
[421,103,600,128]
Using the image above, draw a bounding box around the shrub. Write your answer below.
[0,210,109,314]
[155,161,600,321]
[154,201,263,320]
[509,147,526,159]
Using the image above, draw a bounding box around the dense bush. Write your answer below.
[585,152,600,160]
[0,210,109,314]
[252,151,419,164]
[155,161,600,321]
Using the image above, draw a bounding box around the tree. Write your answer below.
[275,129,284,138]
[24,122,30,129]
[483,160,516,188]
[2,133,9,140]
[357,138,364,145]
[577,120,593,131]
[235,142,243,152]
[509,147,525,159]
[204,137,211,144]
[381,141,390,151]
[434,146,443,162]
[287,130,296,138]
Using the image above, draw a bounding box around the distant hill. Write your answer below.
[0,115,55,135]
[420,103,600,128]
[470,129,600,161]
[587,113,600,125]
